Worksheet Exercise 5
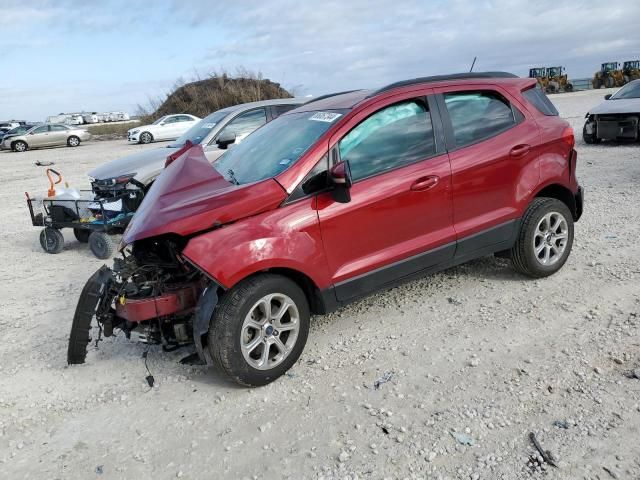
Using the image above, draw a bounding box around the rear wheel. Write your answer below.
[208,274,310,386]
[12,140,27,152]
[565,83,573,92]
[139,132,153,144]
[67,136,80,147]
[39,227,64,253]
[88,232,115,259]
[510,198,574,278]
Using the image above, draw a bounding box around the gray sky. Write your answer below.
[1,0,639,120]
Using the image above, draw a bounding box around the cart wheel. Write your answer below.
[89,232,115,259]
[39,227,64,254]
[73,228,91,243]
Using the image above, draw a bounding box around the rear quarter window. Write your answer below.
[522,87,559,116]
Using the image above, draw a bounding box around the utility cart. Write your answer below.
[25,169,139,259]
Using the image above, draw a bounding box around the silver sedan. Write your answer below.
[2,124,91,152]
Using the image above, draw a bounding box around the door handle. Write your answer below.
[410,175,439,191]
[510,144,531,157]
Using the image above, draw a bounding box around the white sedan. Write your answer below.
[127,114,200,144]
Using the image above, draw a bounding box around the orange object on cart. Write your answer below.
[46,168,64,197]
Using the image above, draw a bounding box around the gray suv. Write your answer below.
[88,98,306,188]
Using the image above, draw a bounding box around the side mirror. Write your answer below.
[329,160,352,203]
[216,130,236,149]
[604,94,612,100]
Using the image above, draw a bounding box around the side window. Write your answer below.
[50,125,68,131]
[274,105,297,117]
[522,87,559,116]
[443,91,516,148]
[177,115,194,122]
[32,126,48,134]
[338,100,436,181]
[216,108,267,144]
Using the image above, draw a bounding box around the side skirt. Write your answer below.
[320,219,520,313]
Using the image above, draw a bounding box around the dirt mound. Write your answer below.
[150,75,292,120]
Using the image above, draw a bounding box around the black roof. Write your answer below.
[304,90,363,105]
[369,72,518,97]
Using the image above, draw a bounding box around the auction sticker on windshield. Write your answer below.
[309,112,342,122]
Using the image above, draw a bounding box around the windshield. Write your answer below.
[152,116,168,125]
[215,110,346,185]
[168,110,231,148]
[610,81,640,99]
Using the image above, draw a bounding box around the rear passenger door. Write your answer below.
[434,86,540,251]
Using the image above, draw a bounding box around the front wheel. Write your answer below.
[208,274,310,387]
[12,140,27,152]
[510,198,574,278]
[139,132,153,144]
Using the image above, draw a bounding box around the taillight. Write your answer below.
[561,126,575,149]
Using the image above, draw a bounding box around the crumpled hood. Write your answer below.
[589,98,640,115]
[88,146,179,181]
[122,145,287,244]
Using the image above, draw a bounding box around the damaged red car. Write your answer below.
[69,72,583,386]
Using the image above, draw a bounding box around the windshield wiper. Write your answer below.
[227,169,239,185]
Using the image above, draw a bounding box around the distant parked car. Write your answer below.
[127,114,200,144]
[89,98,305,191]
[2,124,91,152]
[0,123,37,148]
[583,79,640,143]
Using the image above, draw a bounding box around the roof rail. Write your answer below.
[369,72,518,97]
[304,90,363,105]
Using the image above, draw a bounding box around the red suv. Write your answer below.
[69,72,583,386]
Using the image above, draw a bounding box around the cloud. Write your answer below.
[172,0,640,95]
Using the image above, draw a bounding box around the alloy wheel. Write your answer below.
[533,211,568,266]
[240,293,300,370]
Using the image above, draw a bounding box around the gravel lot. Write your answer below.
[0,88,639,480]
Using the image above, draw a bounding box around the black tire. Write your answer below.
[67,135,81,147]
[68,266,112,364]
[39,227,64,254]
[208,274,310,387]
[605,76,614,88]
[592,78,601,89]
[73,228,91,243]
[565,83,573,92]
[88,232,115,259]
[510,198,574,278]
[582,124,601,144]
[139,132,153,144]
[12,140,27,152]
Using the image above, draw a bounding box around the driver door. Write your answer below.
[317,93,456,302]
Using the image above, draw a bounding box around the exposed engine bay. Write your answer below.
[67,236,215,366]
[584,113,640,141]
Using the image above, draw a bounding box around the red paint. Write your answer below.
[116,285,199,322]
[122,145,287,244]
[131,77,580,293]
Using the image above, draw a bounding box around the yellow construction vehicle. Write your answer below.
[528,67,548,90]
[592,62,624,89]
[545,66,573,92]
[622,60,640,83]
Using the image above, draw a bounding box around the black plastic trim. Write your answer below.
[319,219,521,312]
